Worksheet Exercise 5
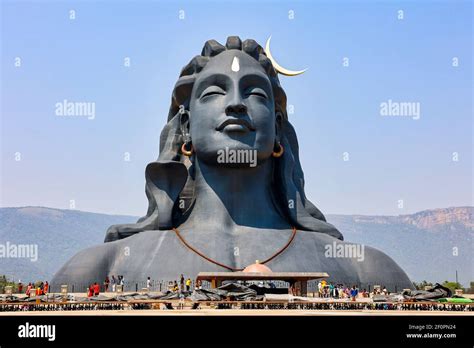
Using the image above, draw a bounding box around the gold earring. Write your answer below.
[272,143,284,158]
[181,143,193,157]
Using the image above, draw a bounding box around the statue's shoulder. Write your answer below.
[356,245,414,289]
[52,241,118,286]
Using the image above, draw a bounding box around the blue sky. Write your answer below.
[1,0,472,217]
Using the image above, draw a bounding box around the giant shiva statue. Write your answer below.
[52,37,413,290]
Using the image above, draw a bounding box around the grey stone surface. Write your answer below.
[52,37,413,291]
[53,227,412,290]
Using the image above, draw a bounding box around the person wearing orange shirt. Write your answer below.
[25,283,32,297]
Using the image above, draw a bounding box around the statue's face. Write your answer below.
[189,50,276,167]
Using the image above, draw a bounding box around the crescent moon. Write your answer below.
[265,36,307,76]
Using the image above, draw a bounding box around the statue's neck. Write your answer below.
[182,158,288,230]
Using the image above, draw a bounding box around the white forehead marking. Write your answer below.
[231,56,240,72]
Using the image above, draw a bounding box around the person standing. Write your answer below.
[93,282,100,296]
[44,281,49,294]
[147,277,152,290]
[18,282,23,294]
[173,281,179,292]
[180,274,184,292]
[25,283,32,297]
[329,283,334,298]
[111,275,116,292]
[350,285,358,302]
[185,278,191,292]
[288,281,296,296]
[104,276,110,292]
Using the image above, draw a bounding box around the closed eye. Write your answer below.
[204,91,225,97]
[201,86,226,99]
[245,87,268,99]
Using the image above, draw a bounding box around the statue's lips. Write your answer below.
[216,118,256,132]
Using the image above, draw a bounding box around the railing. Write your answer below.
[0,299,472,312]
[46,279,202,294]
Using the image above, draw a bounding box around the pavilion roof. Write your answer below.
[196,271,329,281]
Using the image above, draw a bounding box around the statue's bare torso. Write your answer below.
[52,226,413,290]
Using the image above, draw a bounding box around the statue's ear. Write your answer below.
[275,111,283,143]
[179,109,191,141]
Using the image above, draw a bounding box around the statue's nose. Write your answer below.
[225,103,247,116]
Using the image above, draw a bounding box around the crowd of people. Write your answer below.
[13,277,389,302]
[86,275,125,297]
[16,281,49,297]
[316,281,386,300]
[167,274,194,293]
[83,276,389,300]
[17,274,193,297]
[85,274,193,295]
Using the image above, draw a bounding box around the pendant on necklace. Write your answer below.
[242,260,272,273]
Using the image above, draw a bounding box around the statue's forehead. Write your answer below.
[198,50,268,79]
